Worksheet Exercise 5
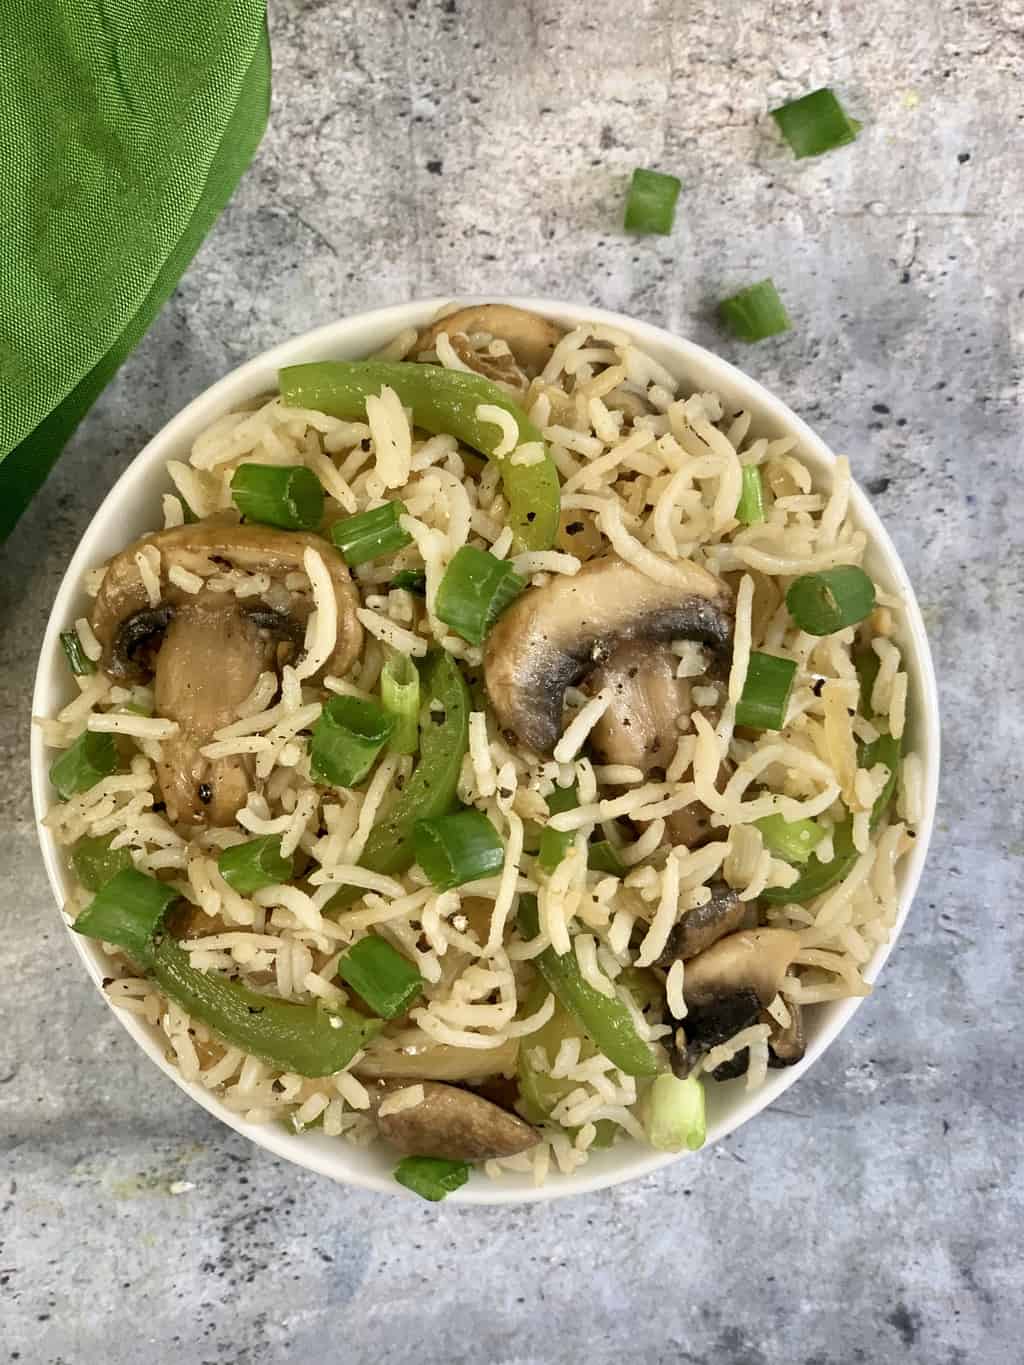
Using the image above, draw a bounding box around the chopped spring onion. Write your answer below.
[71,834,133,892]
[735,464,766,525]
[771,87,862,160]
[49,730,118,800]
[330,500,412,566]
[640,1072,706,1152]
[435,545,524,646]
[337,934,423,1019]
[786,566,875,636]
[587,840,627,877]
[754,813,825,864]
[230,463,325,531]
[734,651,797,731]
[538,785,578,874]
[719,279,792,343]
[60,630,95,676]
[72,867,179,967]
[624,167,681,235]
[380,653,420,755]
[393,1155,471,1202]
[390,569,427,595]
[413,808,505,891]
[310,696,395,788]
[218,835,294,896]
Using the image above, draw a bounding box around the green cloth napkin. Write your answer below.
[0,1,270,541]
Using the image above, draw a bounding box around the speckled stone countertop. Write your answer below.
[3,2,1022,1361]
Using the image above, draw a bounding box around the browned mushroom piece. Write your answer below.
[366,1079,540,1161]
[654,881,747,966]
[89,523,363,826]
[670,928,802,1077]
[415,304,565,392]
[766,999,805,1067]
[484,554,733,758]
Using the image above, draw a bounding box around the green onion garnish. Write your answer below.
[72,867,178,967]
[380,653,421,755]
[640,1072,706,1153]
[71,834,133,892]
[310,695,395,788]
[735,651,797,731]
[588,840,627,877]
[771,87,862,160]
[60,630,95,676]
[735,465,766,525]
[719,279,792,343]
[393,1155,471,1202]
[786,566,876,636]
[390,570,427,595]
[218,835,294,896]
[435,545,524,646]
[230,463,325,531]
[538,785,578,874]
[624,167,682,235]
[49,730,118,800]
[330,501,412,566]
[414,808,505,891]
[754,813,825,864]
[337,934,423,1019]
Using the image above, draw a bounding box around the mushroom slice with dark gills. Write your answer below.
[653,881,748,965]
[415,303,565,392]
[89,523,363,826]
[483,554,733,758]
[366,1079,540,1161]
[669,928,802,1077]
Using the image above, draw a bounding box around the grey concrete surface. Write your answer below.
[3,1,1022,1361]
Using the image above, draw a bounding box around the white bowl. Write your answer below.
[31,297,940,1203]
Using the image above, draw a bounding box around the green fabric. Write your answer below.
[0,2,270,541]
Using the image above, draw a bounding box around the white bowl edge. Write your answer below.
[30,296,941,1204]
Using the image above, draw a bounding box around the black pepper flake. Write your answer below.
[361,438,371,451]
[198,783,213,805]
[565,521,584,535]
[498,787,513,800]
[247,1005,265,1015]
[526,511,536,522]
[152,801,166,813]
[957,151,970,164]
[811,678,826,697]
[102,977,114,988]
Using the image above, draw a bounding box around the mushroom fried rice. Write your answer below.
[39,304,923,1196]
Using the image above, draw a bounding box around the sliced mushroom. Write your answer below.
[484,554,733,757]
[367,1080,540,1161]
[416,304,564,389]
[654,882,747,966]
[355,1038,519,1083]
[587,640,687,772]
[670,928,801,1077]
[767,999,805,1067]
[89,523,363,825]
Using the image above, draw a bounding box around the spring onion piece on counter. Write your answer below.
[786,566,875,636]
[538,785,578,874]
[381,653,421,755]
[218,835,294,896]
[390,570,427,595]
[435,545,524,646]
[719,279,792,343]
[279,361,561,551]
[518,897,660,1078]
[735,464,766,525]
[414,808,505,891]
[735,651,797,731]
[71,834,133,892]
[72,867,179,966]
[754,813,826,864]
[337,934,423,1019]
[60,630,95,676]
[50,730,118,800]
[393,1155,471,1202]
[310,696,395,788]
[771,87,862,159]
[330,500,412,566]
[230,463,324,531]
[641,1072,707,1152]
[587,840,627,877]
[624,168,681,235]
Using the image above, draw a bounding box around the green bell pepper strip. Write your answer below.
[71,834,134,893]
[72,868,382,1075]
[515,984,616,1147]
[279,361,561,552]
[326,650,471,910]
[518,897,660,1078]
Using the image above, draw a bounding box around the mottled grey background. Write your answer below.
[3,1,1022,1361]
